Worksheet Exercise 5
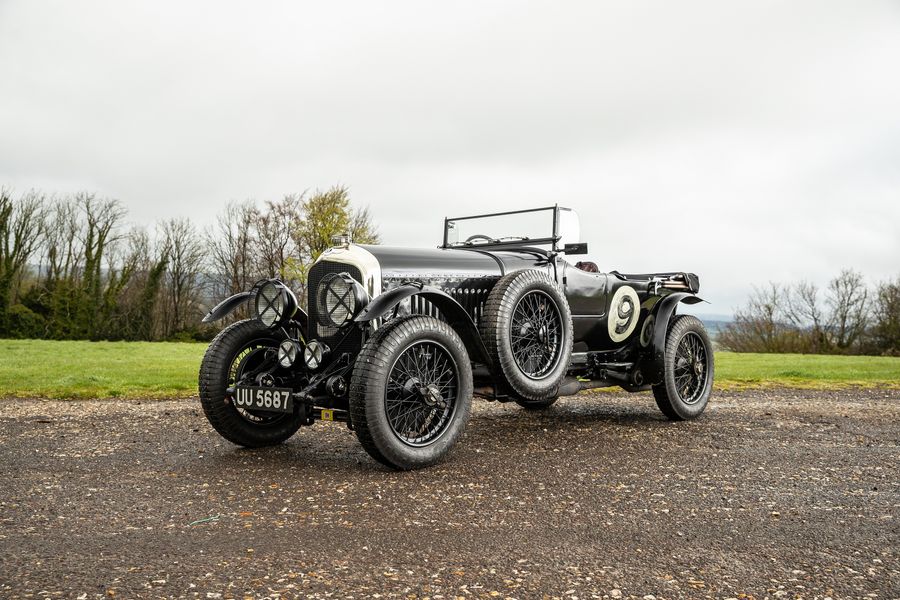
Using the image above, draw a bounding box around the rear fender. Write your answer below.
[356,284,492,367]
[642,293,705,384]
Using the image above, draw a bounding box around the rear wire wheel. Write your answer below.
[350,315,473,470]
[652,315,714,420]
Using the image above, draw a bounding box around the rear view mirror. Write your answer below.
[563,243,588,255]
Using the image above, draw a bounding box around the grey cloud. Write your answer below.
[1,0,899,315]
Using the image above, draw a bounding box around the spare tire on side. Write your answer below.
[481,269,574,405]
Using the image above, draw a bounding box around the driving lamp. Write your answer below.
[277,339,300,368]
[252,280,297,328]
[303,340,329,370]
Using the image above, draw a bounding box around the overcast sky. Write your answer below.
[2,0,898,315]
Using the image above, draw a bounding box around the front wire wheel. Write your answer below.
[385,340,459,446]
[228,343,286,424]
[652,315,714,420]
[350,315,473,470]
[199,319,305,447]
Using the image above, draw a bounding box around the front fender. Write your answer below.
[642,293,705,384]
[202,292,252,323]
[356,284,492,367]
[202,291,309,331]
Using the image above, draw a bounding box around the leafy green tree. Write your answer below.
[4,304,45,339]
[288,186,380,296]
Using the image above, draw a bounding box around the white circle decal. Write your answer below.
[608,286,640,343]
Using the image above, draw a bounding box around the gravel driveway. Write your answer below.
[0,389,897,599]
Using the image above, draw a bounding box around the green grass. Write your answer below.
[0,339,205,399]
[0,340,897,399]
[715,351,900,390]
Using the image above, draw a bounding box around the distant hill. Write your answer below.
[692,314,733,340]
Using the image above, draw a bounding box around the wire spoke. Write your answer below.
[673,332,709,405]
[509,290,563,379]
[384,339,459,446]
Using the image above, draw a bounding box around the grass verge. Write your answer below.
[715,352,900,391]
[0,339,205,399]
[0,340,897,399]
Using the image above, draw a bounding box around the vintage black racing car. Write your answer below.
[200,206,713,469]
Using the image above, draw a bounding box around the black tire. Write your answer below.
[199,319,305,447]
[515,396,558,410]
[350,315,473,470]
[652,315,714,420]
[481,270,574,403]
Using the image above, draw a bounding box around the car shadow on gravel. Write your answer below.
[478,397,670,427]
[196,430,389,473]
[186,395,690,475]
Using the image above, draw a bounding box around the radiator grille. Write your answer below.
[307,261,363,355]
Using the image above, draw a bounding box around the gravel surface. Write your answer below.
[0,388,898,599]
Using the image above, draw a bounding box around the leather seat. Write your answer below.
[575,261,599,273]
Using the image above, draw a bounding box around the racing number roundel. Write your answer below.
[608,285,640,343]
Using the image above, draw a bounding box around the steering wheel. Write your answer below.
[465,234,494,243]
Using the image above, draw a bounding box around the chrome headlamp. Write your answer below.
[316,272,369,327]
[251,280,298,328]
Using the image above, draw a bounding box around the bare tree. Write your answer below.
[869,276,900,355]
[826,269,868,352]
[206,201,260,299]
[718,283,802,353]
[109,228,159,340]
[161,218,206,336]
[785,281,828,353]
[41,198,82,284]
[350,204,380,245]
[76,194,128,337]
[254,196,299,282]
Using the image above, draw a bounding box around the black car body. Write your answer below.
[200,206,714,469]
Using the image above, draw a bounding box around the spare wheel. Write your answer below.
[480,270,574,403]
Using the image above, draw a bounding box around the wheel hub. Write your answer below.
[419,384,443,407]
[402,377,444,407]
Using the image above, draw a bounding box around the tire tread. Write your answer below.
[199,319,303,447]
[652,314,714,420]
[480,269,573,403]
[350,315,473,470]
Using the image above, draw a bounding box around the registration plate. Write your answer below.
[233,386,294,413]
